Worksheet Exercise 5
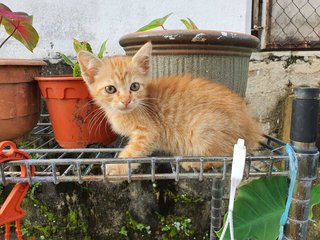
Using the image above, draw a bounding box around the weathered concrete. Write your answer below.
[246,51,320,136]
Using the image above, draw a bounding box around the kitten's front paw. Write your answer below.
[181,162,200,171]
[181,162,223,171]
[105,163,140,182]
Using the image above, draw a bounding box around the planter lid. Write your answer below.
[119,30,260,49]
[0,59,47,66]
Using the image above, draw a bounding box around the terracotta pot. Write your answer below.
[119,30,259,96]
[0,59,46,140]
[35,75,116,148]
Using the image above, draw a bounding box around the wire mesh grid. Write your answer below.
[266,0,320,49]
[0,114,290,185]
[0,114,292,240]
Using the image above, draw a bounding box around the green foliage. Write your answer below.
[22,184,91,240]
[165,190,203,204]
[119,212,151,239]
[310,182,320,219]
[160,215,194,240]
[0,3,39,51]
[137,13,173,32]
[58,39,107,77]
[216,176,288,240]
[97,40,108,59]
[137,13,199,32]
[180,18,198,30]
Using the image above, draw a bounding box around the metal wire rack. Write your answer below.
[0,115,290,186]
[0,114,291,240]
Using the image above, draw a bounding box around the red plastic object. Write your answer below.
[0,141,35,240]
[35,75,116,148]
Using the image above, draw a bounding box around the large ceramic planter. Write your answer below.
[35,75,116,148]
[119,30,259,96]
[0,59,46,140]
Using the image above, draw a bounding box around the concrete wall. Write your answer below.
[247,51,320,137]
[0,0,252,59]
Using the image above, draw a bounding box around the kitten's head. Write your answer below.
[77,42,152,113]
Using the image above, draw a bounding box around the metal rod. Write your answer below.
[284,87,319,240]
[210,178,224,240]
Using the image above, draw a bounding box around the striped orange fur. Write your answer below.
[78,42,262,176]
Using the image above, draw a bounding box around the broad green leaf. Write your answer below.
[180,19,192,29]
[309,183,320,219]
[57,52,75,67]
[97,39,107,58]
[216,176,288,240]
[73,64,81,77]
[82,41,93,53]
[137,12,173,32]
[2,18,39,52]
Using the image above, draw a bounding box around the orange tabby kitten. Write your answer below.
[77,42,262,176]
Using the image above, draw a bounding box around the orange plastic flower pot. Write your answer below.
[35,75,116,148]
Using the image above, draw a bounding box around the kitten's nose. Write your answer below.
[121,99,131,108]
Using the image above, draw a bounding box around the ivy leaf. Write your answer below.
[309,182,320,219]
[57,52,75,67]
[97,39,107,58]
[216,176,288,240]
[137,12,173,32]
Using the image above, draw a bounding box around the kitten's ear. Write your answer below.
[77,51,103,84]
[132,42,152,75]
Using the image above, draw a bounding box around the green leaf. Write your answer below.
[57,52,75,67]
[180,19,192,29]
[216,176,288,240]
[309,183,320,219]
[73,39,83,53]
[181,18,198,30]
[97,39,107,58]
[137,12,173,32]
[187,18,198,29]
[119,226,128,237]
[73,64,81,77]
[73,39,93,53]
[2,18,39,52]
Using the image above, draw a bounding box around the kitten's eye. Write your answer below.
[130,82,140,91]
[105,85,117,94]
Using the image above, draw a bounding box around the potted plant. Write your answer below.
[119,13,259,96]
[0,3,46,141]
[35,39,116,148]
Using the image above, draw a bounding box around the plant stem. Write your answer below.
[161,25,166,30]
[0,26,16,48]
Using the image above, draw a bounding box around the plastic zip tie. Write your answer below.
[278,144,298,239]
[220,139,246,240]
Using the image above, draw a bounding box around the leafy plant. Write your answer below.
[216,176,287,240]
[160,215,194,239]
[310,182,320,219]
[216,177,320,240]
[0,3,39,51]
[137,13,198,32]
[57,39,107,77]
[180,18,198,30]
